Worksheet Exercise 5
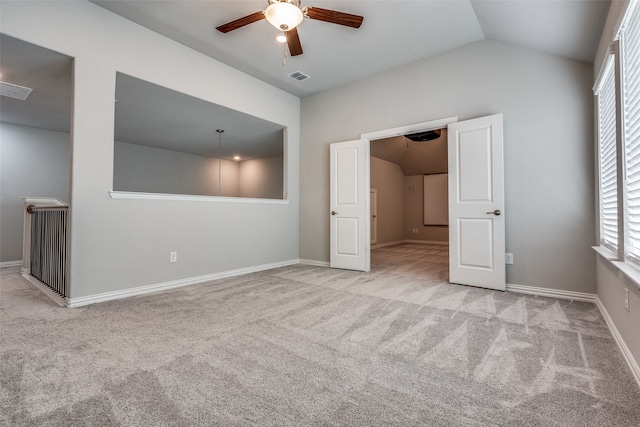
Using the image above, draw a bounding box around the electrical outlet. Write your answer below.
[170,251,177,263]
[505,253,514,265]
[625,288,629,312]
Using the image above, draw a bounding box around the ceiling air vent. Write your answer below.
[288,71,310,82]
[0,81,33,101]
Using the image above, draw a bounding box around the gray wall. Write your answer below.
[114,141,239,197]
[370,156,405,245]
[2,2,300,299]
[114,142,283,199]
[593,0,640,383]
[301,40,595,294]
[0,123,70,262]
[239,155,284,199]
[404,175,448,243]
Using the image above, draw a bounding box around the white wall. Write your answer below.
[301,40,595,294]
[1,1,300,299]
[370,156,405,244]
[0,123,70,262]
[593,0,640,384]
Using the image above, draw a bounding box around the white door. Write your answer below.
[370,189,378,244]
[447,114,505,290]
[330,139,370,271]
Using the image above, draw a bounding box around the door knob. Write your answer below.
[486,209,501,216]
[331,211,338,215]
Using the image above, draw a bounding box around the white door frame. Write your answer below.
[370,189,378,245]
[361,116,458,264]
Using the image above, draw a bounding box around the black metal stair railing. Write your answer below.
[28,205,69,299]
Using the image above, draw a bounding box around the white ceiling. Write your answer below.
[0,1,610,158]
[91,0,611,97]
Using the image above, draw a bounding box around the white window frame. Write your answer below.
[594,51,619,253]
[594,0,640,289]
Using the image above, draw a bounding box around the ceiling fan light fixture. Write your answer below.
[265,0,304,31]
[276,34,287,43]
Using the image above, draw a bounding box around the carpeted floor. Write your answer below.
[1,243,639,426]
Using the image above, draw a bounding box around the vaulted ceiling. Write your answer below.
[0,1,611,158]
[91,0,611,97]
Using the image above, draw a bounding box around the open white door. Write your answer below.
[448,114,505,290]
[330,139,370,271]
[370,189,378,245]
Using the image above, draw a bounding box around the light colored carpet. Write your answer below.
[1,244,639,426]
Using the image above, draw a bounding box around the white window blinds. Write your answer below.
[623,3,640,262]
[597,57,618,250]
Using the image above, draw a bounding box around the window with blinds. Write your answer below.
[623,3,640,263]
[597,57,618,251]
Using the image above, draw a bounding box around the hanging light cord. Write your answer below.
[217,129,224,194]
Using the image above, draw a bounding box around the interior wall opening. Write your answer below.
[112,73,286,200]
[369,126,449,282]
[0,34,73,266]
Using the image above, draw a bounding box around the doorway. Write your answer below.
[330,115,506,291]
[367,120,452,282]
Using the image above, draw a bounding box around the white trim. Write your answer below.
[371,240,449,249]
[109,191,290,205]
[361,116,458,141]
[615,0,639,40]
[371,240,406,249]
[592,245,618,261]
[595,296,640,389]
[505,283,596,303]
[0,260,22,268]
[67,259,299,308]
[593,51,615,95]
[21,196,67,206]
[612,261,640,290]
[403,240,449,246]
[298,259,330,267]
[21,273,66,307]
[592,245,640,291]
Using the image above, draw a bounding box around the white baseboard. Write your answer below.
[298,259,330,267]
[403,240,449,246]
[595,296,640,389]
[0,260,22,268]
[371,241,406,249]
[67,259,299,308]
[371,240,449,249]
[505,283,596,303]
[21,273,66,307]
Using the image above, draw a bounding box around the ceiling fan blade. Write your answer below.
[286,28,303,56]
[306,7,363,28]
[216,11,265,33]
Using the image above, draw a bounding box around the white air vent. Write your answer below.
[1,81,33,101]
[288,71,310,82]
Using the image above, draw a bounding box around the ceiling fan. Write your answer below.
[216,0,364,57]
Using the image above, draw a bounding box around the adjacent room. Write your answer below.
[2,1,639,425]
